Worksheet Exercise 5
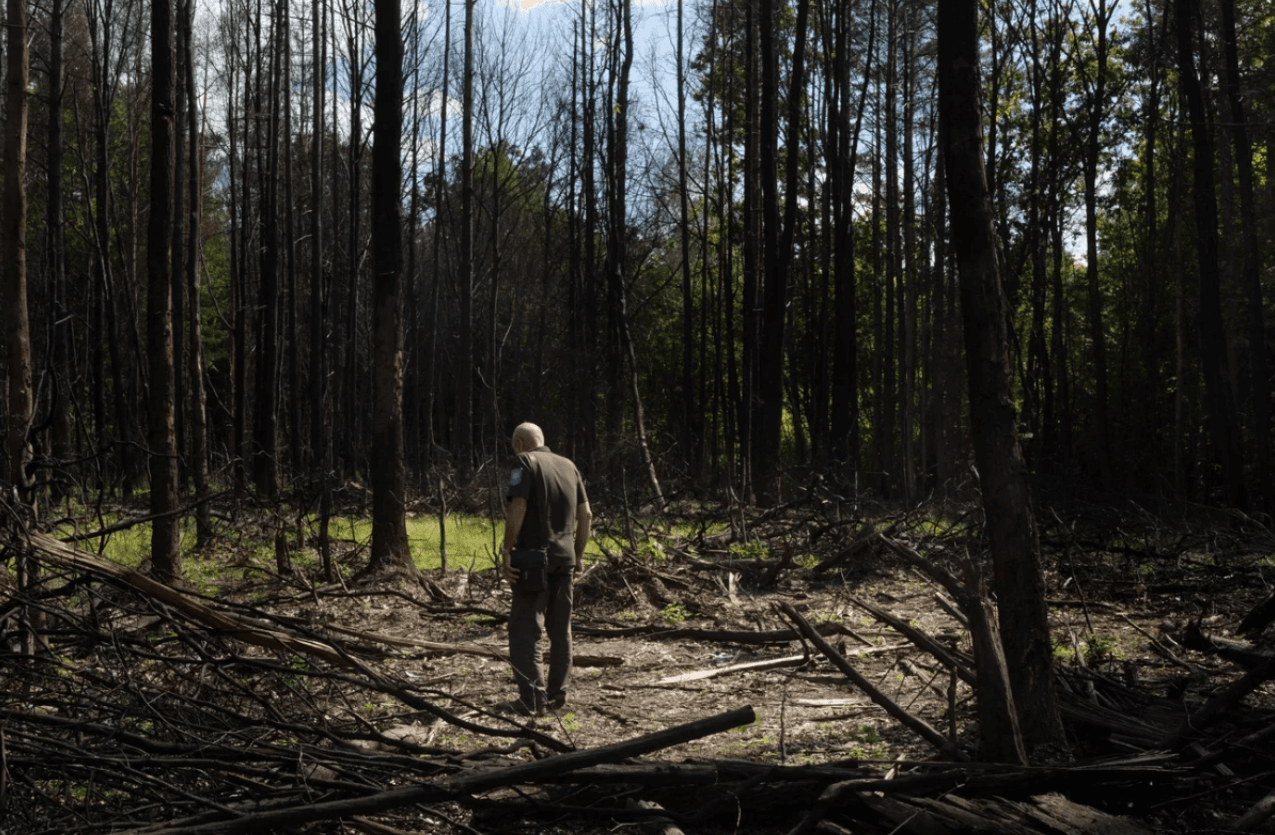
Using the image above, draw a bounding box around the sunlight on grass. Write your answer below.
[55,508,624,580]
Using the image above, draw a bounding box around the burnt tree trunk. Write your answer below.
[148,0,181,582]
[1174,0,1247,509]
[3,0,33,499]
[937,0,1063,750]
[367,0,414,575]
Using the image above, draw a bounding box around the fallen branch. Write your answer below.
[874,535,1026,764]
[576,621,853,645]
[28,531,356,668]
[1179,621,1275,669]
[121,706,757,835]
[657,654,807,684]
[775,602,951,754]
[848,595,976,686]
[1229,787,1275,832]
[1163,653,1275,750]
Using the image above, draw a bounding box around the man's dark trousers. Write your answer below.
[508,567,573,711]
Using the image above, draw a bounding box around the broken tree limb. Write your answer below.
[775,602,951,754]
[625,799,687,834]
[1237,590,1275,637]
[813,522,896,572]
[1162,652,1275,750]
[1187,718,1275,770]
[657,654,808,684]
[877,534,968,601]
[958,561,1028,766]
[575,621,854,645]
[865,537,1026,764]
[847,594,976,686]
[119,706,757,835]
[1116,614,1197,672]
[27,531,356,668]
[296,625,624,668]
[935,592,970,628]
[1228,787,1275,832]
[1180,621,1275,669]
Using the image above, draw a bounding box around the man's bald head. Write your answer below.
[511,422,545,454]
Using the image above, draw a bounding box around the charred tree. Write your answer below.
[148,0,181,582]
[937,0,1063,750]
[366,0,415,576]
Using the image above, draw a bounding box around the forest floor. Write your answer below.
[4,495,1275,834]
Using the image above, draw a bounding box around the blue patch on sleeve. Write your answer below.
[509,469,523,486]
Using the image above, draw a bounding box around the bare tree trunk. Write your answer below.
[900,6,917,503]
[754,0,808,505]
[1081,0,1115,487]
[938,0,1062,750]
[425,0,448,461]
[1217,0,1270,513]
[1174,0,1247,509]
[831,0,874,475]
[47,0,71,505]
[185,0,211,546]
[172,0,188,490]
[309,0,332,576]
[677,0,697,478]
[283,1,300,479]
[148,0,181,582]
[456,0,475,464]
[253,0,283,497]
[367,0,414,576]
[3,0,33,500]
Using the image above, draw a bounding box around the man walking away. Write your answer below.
[498,422,591,716]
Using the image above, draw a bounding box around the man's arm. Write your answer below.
[573,501,592,570]
[501,497,528,582]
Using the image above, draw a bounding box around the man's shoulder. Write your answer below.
[540,448,582,473]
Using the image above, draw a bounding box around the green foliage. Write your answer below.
[661,602,691,626]
[1084,633,1123,667]
[729,540,770,560]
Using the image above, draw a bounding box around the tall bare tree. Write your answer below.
[938,0,1062,751]
[456,0,475,462]
[1217,0,1269,512]
[367,0,415,576]
[1173,0,1247,509]
[148,0,181,581]
[3,0,33,500]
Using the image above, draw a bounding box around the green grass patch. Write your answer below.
[56,510,615,580]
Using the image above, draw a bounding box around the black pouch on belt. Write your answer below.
[510,548,548,592]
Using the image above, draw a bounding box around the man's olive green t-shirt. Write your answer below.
[506,446,588,570]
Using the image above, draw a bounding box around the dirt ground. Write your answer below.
[306,506,1275,834]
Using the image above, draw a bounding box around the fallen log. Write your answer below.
[784,766,1170,835]
[119,706,757,835]
[536,760,871,786]
[1180,621,1275,669]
